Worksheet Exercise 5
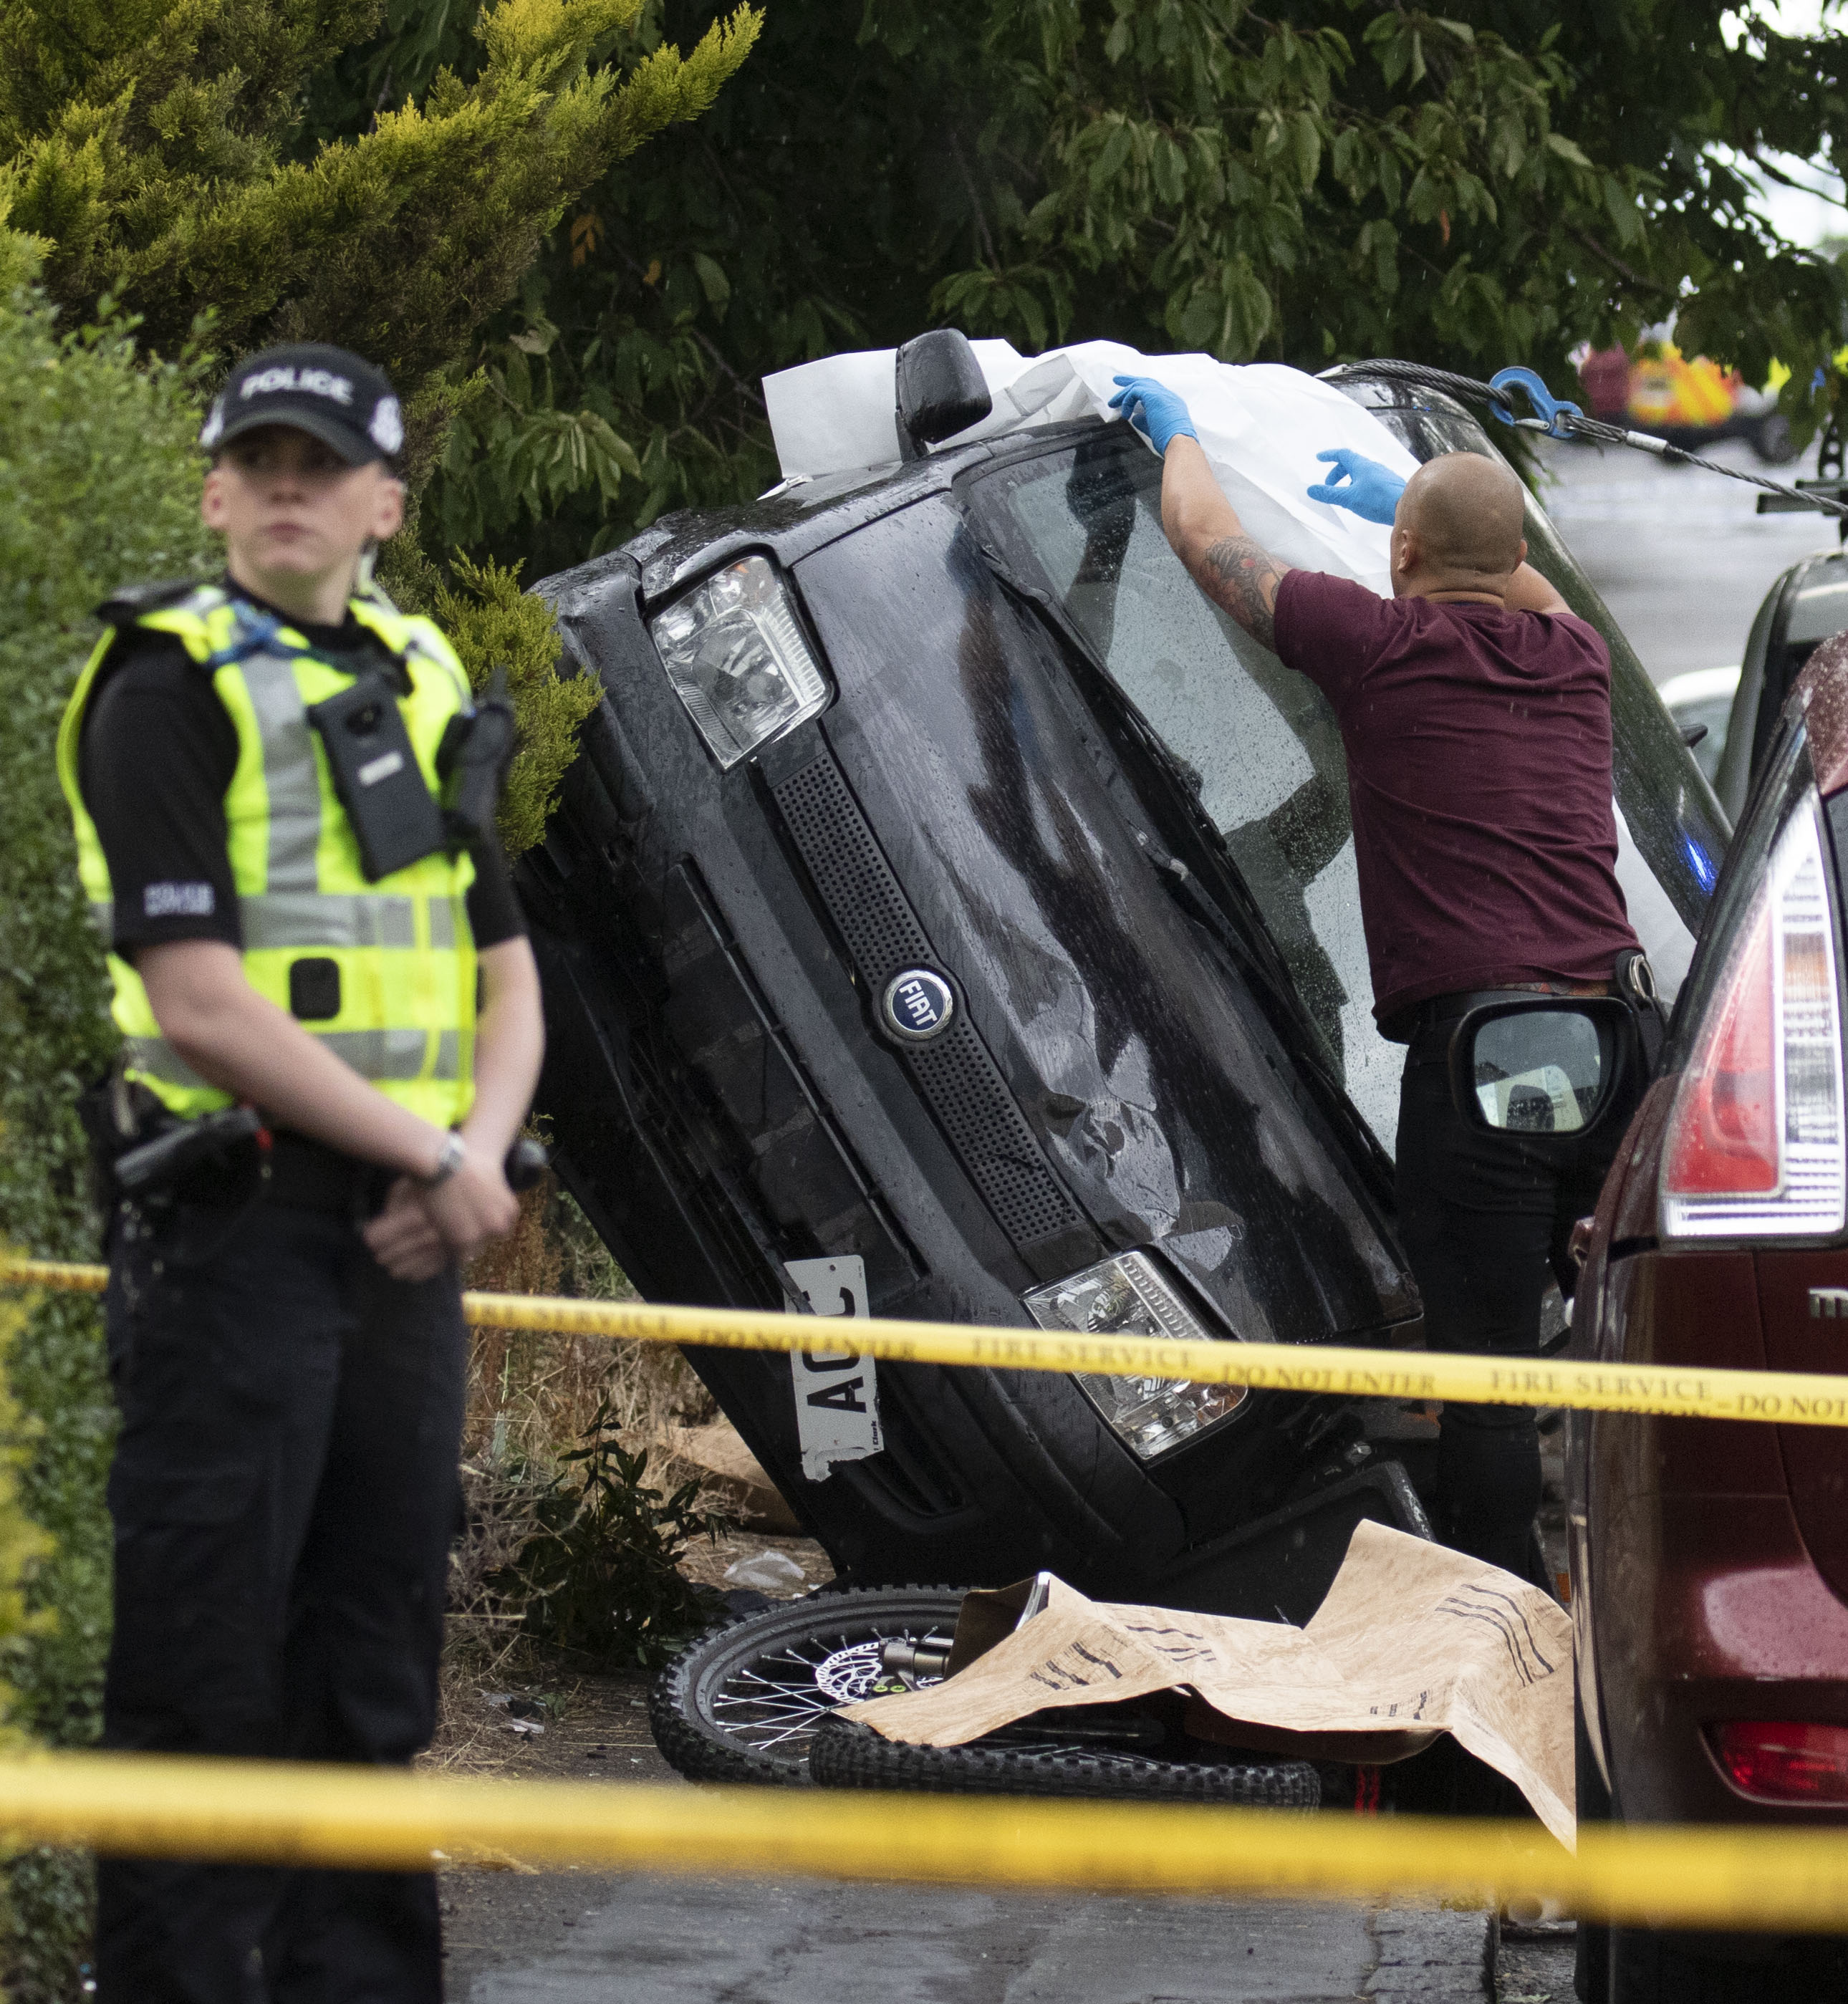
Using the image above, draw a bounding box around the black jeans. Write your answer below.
[1395,1016,1631,1580]
[97,1198,466,2004]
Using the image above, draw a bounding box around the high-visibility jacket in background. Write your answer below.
[56,583,479,1129]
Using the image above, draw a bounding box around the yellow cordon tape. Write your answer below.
[0,1750,1844,1932]
[5,1273,1847,1922]
[4,1254,1847,1430]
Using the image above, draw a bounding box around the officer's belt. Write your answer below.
[263,1132,388,1217]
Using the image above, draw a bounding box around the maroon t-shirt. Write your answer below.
[1271,569,1639,1033]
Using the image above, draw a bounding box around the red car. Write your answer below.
[1570,633,1848,2001]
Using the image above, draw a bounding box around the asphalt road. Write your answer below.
[1534,430,1834,685]
[434,1684,1506,2001]
[447,1863,1500,2004]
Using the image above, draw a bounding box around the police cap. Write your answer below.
[198,343,405,467]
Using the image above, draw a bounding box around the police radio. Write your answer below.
[308,667,515,882]
[307,674,446,881]
[436,668,516,851]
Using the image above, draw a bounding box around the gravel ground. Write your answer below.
[1496,1919,1578,2003]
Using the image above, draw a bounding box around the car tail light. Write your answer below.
[1660,793,1846,1238]
[1023,1251,1248,1459]
[649,554,832,769]
[1709,1720,1848,1804]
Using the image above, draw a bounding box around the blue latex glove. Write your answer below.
[1108,375,1198,455]
[1306,448,1405,525]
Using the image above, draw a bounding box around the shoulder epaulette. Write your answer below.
[92,579,213,627]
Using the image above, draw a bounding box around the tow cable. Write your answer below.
[1350,357,1848,524]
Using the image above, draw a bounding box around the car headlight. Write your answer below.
[649,553,832,769]
[1024,1250,1248,1460]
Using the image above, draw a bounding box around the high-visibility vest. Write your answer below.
[56,582,479,1127]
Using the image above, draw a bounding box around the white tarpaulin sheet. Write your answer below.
[762,338,1418,600]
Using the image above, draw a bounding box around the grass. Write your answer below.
[463,1182,719,1478]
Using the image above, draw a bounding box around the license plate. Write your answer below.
[785,1255,881,1481]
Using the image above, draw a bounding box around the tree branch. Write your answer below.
[690,326,766,414]
[602,239,767,414]
[1565,223,1673,298]
[1743,146,1848,206]
[949,129,1002,270]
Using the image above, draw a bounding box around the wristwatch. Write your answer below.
[426,1132,467,1186]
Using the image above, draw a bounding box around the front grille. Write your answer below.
[908,1022,1079,1244]
[774,753,933,968]
[771,748,1080,1254]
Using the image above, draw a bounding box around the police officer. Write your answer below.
[1110,374,1647,1586]
[58,344,544,2001]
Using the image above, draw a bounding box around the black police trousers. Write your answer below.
[97,1198,466,2004]
[1395,1016,1630,1581]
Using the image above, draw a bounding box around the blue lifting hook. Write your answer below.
[1487,365,1584,438]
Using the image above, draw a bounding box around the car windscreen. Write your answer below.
[972,433,1405,1153]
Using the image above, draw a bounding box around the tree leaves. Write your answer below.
[336,1,1848,590]
[433,551,605,856]
[428,332,650,549]
[692,246,731,312]
[1544,131,1591,170]
[0,271,218,1988]
[842,0,1847,423]
[6,0,761,384]
[1089,116,1134,191]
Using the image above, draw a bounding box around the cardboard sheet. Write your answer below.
[842,1521,1574,1848]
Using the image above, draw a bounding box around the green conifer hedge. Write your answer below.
[0,264,215,1998]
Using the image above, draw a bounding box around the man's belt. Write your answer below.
[107,1113,548,1218]
[1415,977,1614,1029]
[1405,956,1661,1048]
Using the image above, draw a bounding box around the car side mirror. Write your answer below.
[895,330,992,461]
[1446,996,1639,1138]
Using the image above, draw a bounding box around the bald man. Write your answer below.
[1108,376,1642,1589]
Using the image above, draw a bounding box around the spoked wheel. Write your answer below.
[649,1586,966,1785]
[809,1712,1321,1806]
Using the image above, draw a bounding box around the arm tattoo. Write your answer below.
[1197,536,1289,652]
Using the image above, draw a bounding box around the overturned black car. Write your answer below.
[516,340,1723,1639]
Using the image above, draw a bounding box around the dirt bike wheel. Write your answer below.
[648,1586,966,1786]
[809,1713,1322,1806]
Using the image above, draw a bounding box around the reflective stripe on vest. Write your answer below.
[57,584,479,1127]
